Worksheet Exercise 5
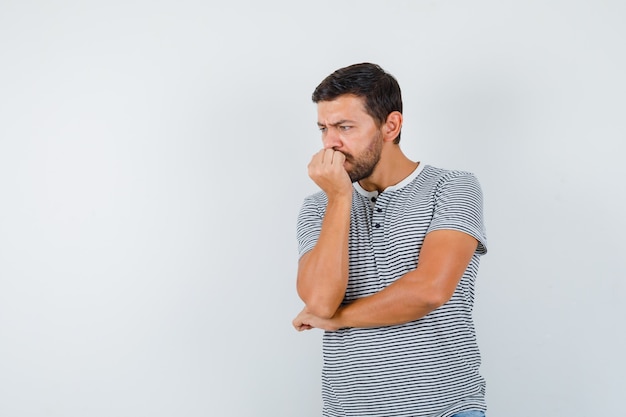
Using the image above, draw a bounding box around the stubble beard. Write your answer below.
[344,131,383,183]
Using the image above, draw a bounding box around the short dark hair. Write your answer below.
[312,63,403,144]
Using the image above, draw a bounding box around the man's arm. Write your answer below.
[294,229,478,331]
[296,149,353,318]
[297,196,350,318]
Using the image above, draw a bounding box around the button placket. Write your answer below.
[369,193,387,290]
[372,195,384,231]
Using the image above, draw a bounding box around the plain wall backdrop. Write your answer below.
[1,1,624,416]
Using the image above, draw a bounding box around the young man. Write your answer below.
[293,63,488,417]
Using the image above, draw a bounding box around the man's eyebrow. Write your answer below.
[317,119,355,127]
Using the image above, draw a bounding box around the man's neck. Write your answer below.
[358,148,419,193]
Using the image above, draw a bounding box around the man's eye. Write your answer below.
[339,126,351,131]
[319,127,327,133]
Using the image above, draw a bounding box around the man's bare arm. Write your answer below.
[294,229,478,330]
[296,149,353,318]
[297,195,351,318]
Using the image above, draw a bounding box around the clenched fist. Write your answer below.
[308,149,353,198]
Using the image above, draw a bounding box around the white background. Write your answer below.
[1,1,624,416]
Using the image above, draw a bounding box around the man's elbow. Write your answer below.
[424,290,454,312]
[413,286,454,314]
[297,287,341,319]
[303,298,339,319]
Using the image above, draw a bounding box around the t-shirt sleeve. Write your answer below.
[296,195,324,258]
[427,172,488,255]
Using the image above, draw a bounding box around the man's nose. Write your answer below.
[322,129,342,150]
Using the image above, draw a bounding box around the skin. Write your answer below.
[293,94,479,332]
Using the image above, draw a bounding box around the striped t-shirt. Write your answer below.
[296,164,488,417]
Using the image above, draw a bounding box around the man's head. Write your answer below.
[312,63,403,144]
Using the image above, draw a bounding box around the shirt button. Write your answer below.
[375,223,381,228]
[376,208,382,213]
[371,197,376,202]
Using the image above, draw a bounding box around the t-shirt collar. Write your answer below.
[353,162,425,199]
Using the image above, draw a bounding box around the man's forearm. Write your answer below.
[293,273,440,332]
[329,230,478,329]
[332,273,442,328]
[297,195,351,318]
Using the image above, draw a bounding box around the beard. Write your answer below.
[343,131,383,183]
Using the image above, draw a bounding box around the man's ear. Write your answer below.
[383,111,403,142]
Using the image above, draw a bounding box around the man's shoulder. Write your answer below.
[298,190,329,215]
[418,164,480,188]
[301,190,327,204]
[421,164,476,179]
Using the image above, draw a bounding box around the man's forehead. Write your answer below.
[316,95,367,121]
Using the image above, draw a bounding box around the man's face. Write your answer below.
[316,95,383,183]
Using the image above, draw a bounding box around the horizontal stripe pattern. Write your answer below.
[297,165,488,417]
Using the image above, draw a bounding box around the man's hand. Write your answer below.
[292,306,343,332]
[308,149,352,197]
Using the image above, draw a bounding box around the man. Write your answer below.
[292,63,488,417]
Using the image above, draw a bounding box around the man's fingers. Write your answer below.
[294,323,313,331]
[307,148,352,196]
[331,150,345,164]
[322,149,345,166]
[310,149,325,165]
[323,148,335,164]
[293,311,315,332]
[310,149,346,167]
